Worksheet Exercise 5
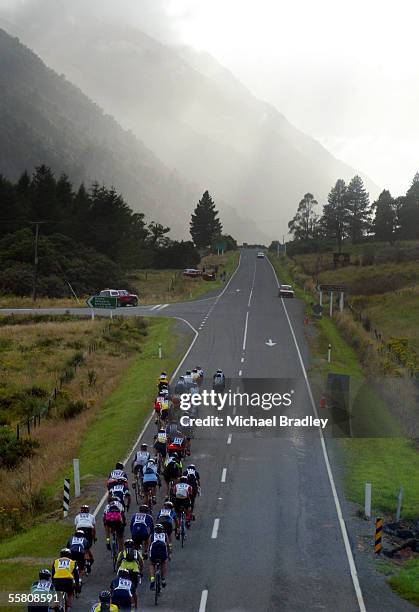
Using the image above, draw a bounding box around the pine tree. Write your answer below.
[398,172,419,239]
[190,191,222,248]
[288,193,319,241]
[372,190,396,243]
[345,175,371,244]
[320,179,348,251]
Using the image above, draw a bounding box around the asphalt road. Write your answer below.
[2,250,413,611]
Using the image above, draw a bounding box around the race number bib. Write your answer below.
[173,437,184,446]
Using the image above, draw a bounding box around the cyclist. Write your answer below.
[143,458,160,505]
[103,495,125,551]
[157,500,177,550]
[149,524,169,591]
[162,452,182,496]
[67,529,92,575]
[74,505,96,547]
[167,433,186,458]
[197,366,204,384]
[107,463,129,489]
[213,369,226,391]
[183,370,193,389]
[51,548,80,611]
[131,443,150,479]
[130,505,154,558]
[172,476,194,533]
[174,375,187,396]
[110,568,135,611]
[191,367,200,385]
[159,389,170,423]
[109,478,131,512]
[91,590,118,612]
[29,569,58,612]
[117,539,143,609]
[183,464,201,515]
[153,428,168,469]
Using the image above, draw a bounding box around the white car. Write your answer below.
[257,252,265,258]
[278,284,294,298]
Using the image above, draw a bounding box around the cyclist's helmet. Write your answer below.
[139,504,149,513]
[216,369,223,374]
[115,462,124,470]
[124,538,134,548]
[158,428,165,434]
[80,504,89,512]
[155,523,164,533]
[163,501,174,509]
[75,530,86,537]
[140,443,148,450]
[185,370,191,375]
[160,371,167,377]
[39,569,51,580]
[148,458,156,464]
[60,548,71,558]
[192,367,197,372]
[118,568,130,578]
[180,476,188,483]
[99,590,111,603]
[188,464,196,470]
[179,375,185,380]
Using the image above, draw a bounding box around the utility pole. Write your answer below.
[283,235,287,255]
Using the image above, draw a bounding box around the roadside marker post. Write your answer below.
[339,291,344,312]
[63,478,70,518]
[73,459,80,498]
[327,344,332,363]
[396,486,403,522]
[374,517,383,554]
[158,343,162,359]
[364,483,371,518]
[329,291,334,316]
[90,308,95,321]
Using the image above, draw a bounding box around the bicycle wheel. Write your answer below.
[181,512,186,548]
[111,533,118,572]
[154,565,161,605]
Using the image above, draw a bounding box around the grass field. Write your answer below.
[0,251,240,309]
[0,316,188,606]
[269,251,419,604]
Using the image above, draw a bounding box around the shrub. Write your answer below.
[62,400,87,420]
[0,427,39,469]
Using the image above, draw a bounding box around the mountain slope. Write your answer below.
[3,6,379,239]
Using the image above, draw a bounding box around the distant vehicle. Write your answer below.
[99,289,139,306]
[202,272,216,281]
[257,252,265,258]
[183,269,202,278]
[278,284,294,298]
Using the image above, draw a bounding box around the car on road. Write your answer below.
[278,284,294,298]
[257,251,265,258]
[99,288,139,306]
[183,268,202,278]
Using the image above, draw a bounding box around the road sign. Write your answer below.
[319,284,347,292]
[86,295,118,309]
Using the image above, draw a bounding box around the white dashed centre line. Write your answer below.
[227,434,232,445]
[211,518,220,539]
[199,589,208,612]
[221,468,227,483]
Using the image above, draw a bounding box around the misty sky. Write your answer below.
[2,0,418,195]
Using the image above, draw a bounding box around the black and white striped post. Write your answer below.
[63,478,70,518]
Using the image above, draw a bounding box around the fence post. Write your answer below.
[339,291,344,312]
[327,344,332,363]
[73,459,81,498]
[329,291,334,316]
[63,478,70,518]
[365,483,371,518]
[374,517,383,554]
[396,486,403,522]
[16,423,20,440]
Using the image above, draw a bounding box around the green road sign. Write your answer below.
[86,295,118,309]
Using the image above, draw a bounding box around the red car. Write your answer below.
[99,289,139,307]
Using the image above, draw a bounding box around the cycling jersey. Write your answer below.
[130,512,154,533]
[67,535,89,554]
[109,483,129,505]
[156,431,167,444]
[108,469,128,482]
[75,512,95,529]
[110,577,133,609]
[117,548,142,573]
[103,502,124,524]
[174,381,186,395]
[157,508,176,529]
[143,470,158,485]
[91,604,118,612]
[52,557,77,580]
[29,581,56,612]
[149,532,168,562]
[175,482,193,499]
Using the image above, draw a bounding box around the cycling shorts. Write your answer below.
[150,542,168,563]
[78,526,93,546]
[70,550,85,569]
[154,442,167,457]
[105,519,125,535]
[53,578,74,595]
[143,480,157,492]
[159,518,173,536]
[174,498,191,514]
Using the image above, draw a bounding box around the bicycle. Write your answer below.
[180,510,186,548]
[110,529,118,572]
[154,560,162,606]
[132,470,144,507]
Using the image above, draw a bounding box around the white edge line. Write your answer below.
[227,433,232,445]
[266,255,366,612]
[199,589,208,612]
[94,316,199,518]
[221,468,227,483]
[242,311,249,351]
[211,518,220,539]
